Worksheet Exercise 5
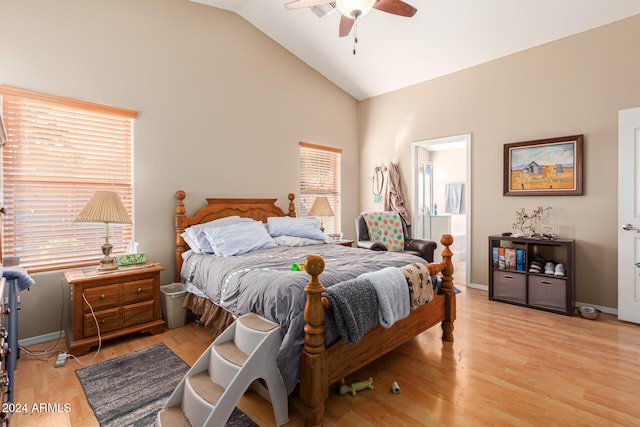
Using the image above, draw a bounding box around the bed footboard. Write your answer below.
[299,234,455,426]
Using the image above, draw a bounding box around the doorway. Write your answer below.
[411,134,472,288]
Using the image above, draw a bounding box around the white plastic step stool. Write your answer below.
[156,313,288,427]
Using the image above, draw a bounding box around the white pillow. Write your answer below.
[267,216,327,241]
[181,228,202,253]
[185,216,258,253]
[203,221,276,257]
[273,235,327,247]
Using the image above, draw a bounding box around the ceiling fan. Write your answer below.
[284,0,417,38]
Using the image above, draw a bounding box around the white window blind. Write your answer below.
[299,141,342,236]
[0,86,137,272]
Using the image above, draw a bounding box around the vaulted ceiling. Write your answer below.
[191,0,640,100]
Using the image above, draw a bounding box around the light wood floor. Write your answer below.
[12,286,640,426]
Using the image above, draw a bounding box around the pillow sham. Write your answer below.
[181,228,202,253]
[184,216,258,253]
[203,220,276,257]
[273,235,327,247]
[267,216,327,241]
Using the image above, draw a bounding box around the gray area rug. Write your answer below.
[75,342,258,426]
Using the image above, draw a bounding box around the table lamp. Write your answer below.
[308,196,334,233]
[75,190,132,271]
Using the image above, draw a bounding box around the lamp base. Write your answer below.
[97,241,117,272]
[98,256,118,272]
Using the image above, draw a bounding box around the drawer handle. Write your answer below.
[100,294,106,300]
[137,287,142,293]
[503,275,513,280]
[100,319,106,324]
[540,281,552,286]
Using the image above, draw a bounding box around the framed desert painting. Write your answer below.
[504,135,583,196]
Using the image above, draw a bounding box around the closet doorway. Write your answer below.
[411,134,471,288]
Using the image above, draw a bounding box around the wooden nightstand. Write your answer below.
[65,263,166,356]
[333,240,354,247]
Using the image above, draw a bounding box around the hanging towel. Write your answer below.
[444,183,463,214]
[384,162,411,225]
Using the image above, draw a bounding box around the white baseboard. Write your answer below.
[467,282,488,291]
[575,302,617,315]
[19,330,66,347]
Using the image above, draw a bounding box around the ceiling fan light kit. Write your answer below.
[336,0,376,19]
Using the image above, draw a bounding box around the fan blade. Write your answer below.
[373,0,417,17]
[339,15,355,37]
[284,0,334,10]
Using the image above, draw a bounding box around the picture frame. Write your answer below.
[503,135,583,196]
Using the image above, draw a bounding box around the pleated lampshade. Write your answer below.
[75,191,131,224]
[308,197,334,217]
[308,197,334,233]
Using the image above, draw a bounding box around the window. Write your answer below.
[299,141,342,236]
[0,86,137,272]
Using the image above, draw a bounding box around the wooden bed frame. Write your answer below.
[174,190,456,427]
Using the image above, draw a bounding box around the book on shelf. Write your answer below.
[498,247,505,269]
[516,249,525,271]
[492,247,499,268]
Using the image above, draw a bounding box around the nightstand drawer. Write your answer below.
[529,276,567,311]
[123,300,155,328]
[84,307,122,336]
[492,271,526,304]
[123,278,154,304]
[83,284,121,312]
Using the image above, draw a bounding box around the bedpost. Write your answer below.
[300,255,331,427]
[439,234,456,341]
[288,193,296,217]
[175,190,187,282]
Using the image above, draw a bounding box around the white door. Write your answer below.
[618,107,640,323]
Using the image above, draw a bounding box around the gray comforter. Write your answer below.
[181,243,424,394]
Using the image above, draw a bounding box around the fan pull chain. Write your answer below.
[353,20,358,55]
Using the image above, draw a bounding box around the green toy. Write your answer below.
[291,263,305,271]
[339,377,374,396]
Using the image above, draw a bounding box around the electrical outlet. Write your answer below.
[55,353,68,368]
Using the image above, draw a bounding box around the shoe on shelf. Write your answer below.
[544,262,556,275]
[532,255,545,264]
[554,263,565,277]
[529,256,545,273]
[529,265,541,273]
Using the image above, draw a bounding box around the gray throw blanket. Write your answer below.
[323,277,379,346]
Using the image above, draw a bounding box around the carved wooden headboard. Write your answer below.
[174,190,296,281]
